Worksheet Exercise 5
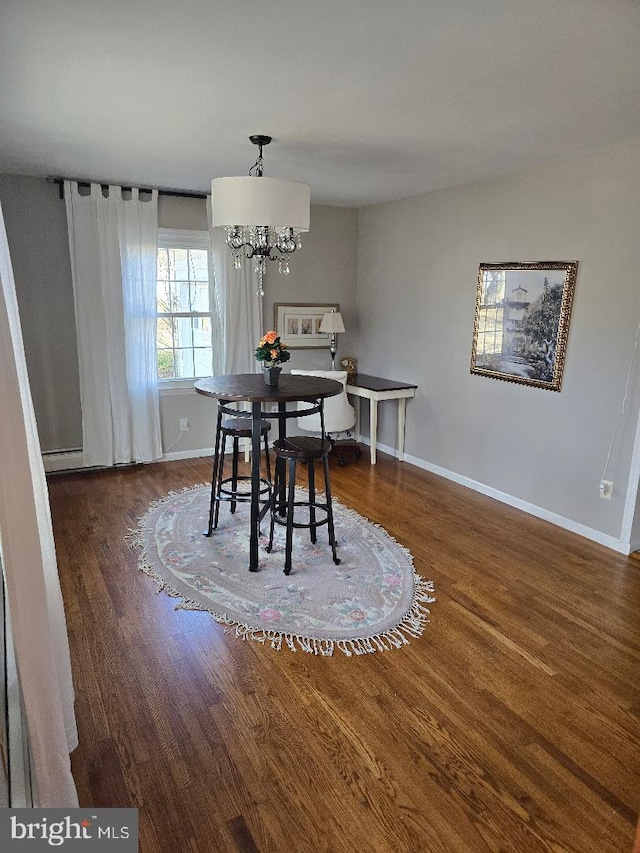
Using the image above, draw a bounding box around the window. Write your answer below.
[156,229,213,380]
[476,269,505,357]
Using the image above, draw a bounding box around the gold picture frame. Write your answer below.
[274,302,339,349]
[470,261,578,391]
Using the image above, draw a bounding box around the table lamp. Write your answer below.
[319,310,345,370]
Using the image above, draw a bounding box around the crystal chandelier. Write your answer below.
[211,135,310,296]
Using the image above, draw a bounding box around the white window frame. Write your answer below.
[157,228,213,393]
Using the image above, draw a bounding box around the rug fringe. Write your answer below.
[128,484,436,657]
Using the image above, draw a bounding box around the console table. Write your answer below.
[345,374,417,465]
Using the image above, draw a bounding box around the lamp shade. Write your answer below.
[211,176,310,230]
[319,311,345,334]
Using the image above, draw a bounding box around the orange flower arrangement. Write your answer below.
[254,330,291,366]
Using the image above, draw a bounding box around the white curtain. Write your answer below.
[64,182,162,467]
[207,198,263,374]
[0,200,78,807]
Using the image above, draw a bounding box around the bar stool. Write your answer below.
[204,406,272,537]
[266,401,340,574]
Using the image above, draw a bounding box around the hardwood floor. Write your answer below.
[47,452,640,852]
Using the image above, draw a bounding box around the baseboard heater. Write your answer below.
[42,449,83,473]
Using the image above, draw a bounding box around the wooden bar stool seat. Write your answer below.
[266,434,340,575]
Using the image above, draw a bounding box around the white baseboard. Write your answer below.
[621,536,640,555]
[42,450,83,473]
[44,440,631,555]
[162,447,215,462]
[361,437,629,554]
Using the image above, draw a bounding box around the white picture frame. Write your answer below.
[274,302,340,349]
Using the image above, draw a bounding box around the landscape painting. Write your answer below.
[470,261,578,391]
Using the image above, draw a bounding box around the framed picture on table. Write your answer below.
[274,302,340,349]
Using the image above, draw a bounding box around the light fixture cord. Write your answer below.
[249,144,264,177]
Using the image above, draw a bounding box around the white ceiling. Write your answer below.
[2,0,640,207]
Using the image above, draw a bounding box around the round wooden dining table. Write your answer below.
[194,373,343,571]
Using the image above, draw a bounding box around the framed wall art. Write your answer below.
[470,261,578,391]
[274,302,339,349]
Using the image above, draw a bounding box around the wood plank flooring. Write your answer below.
[47,451,640,852]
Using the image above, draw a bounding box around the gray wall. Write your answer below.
[0,176,358,456]
[0,175,82,452]
[159,202,359,455]
[4,148,640,544]
[158,194,208,231]
[356,143,640,539]
[263,204,359,370]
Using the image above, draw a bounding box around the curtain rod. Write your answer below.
[46,176,207,201]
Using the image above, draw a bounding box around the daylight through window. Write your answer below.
[476,270,505,357]
[156,235,212,380]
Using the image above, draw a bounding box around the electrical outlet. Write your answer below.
[599,480,613,500]
[179,418,189,432]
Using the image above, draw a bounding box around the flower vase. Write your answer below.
[263,366,282,386]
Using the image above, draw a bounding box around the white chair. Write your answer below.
[290,369,361,465]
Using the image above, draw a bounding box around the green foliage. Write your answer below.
[521,280,563,382]
[157,350,174,378]
[254,331,291,366]
[522,281,562,344]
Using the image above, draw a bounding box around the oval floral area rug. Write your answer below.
[129,484,435,657]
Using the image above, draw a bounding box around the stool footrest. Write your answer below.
[270,500,331,531]
[217,475,270,501]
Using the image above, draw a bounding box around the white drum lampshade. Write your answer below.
[210,135,311,297]
[211,176,310,230]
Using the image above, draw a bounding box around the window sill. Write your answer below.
[158,380,200,396]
